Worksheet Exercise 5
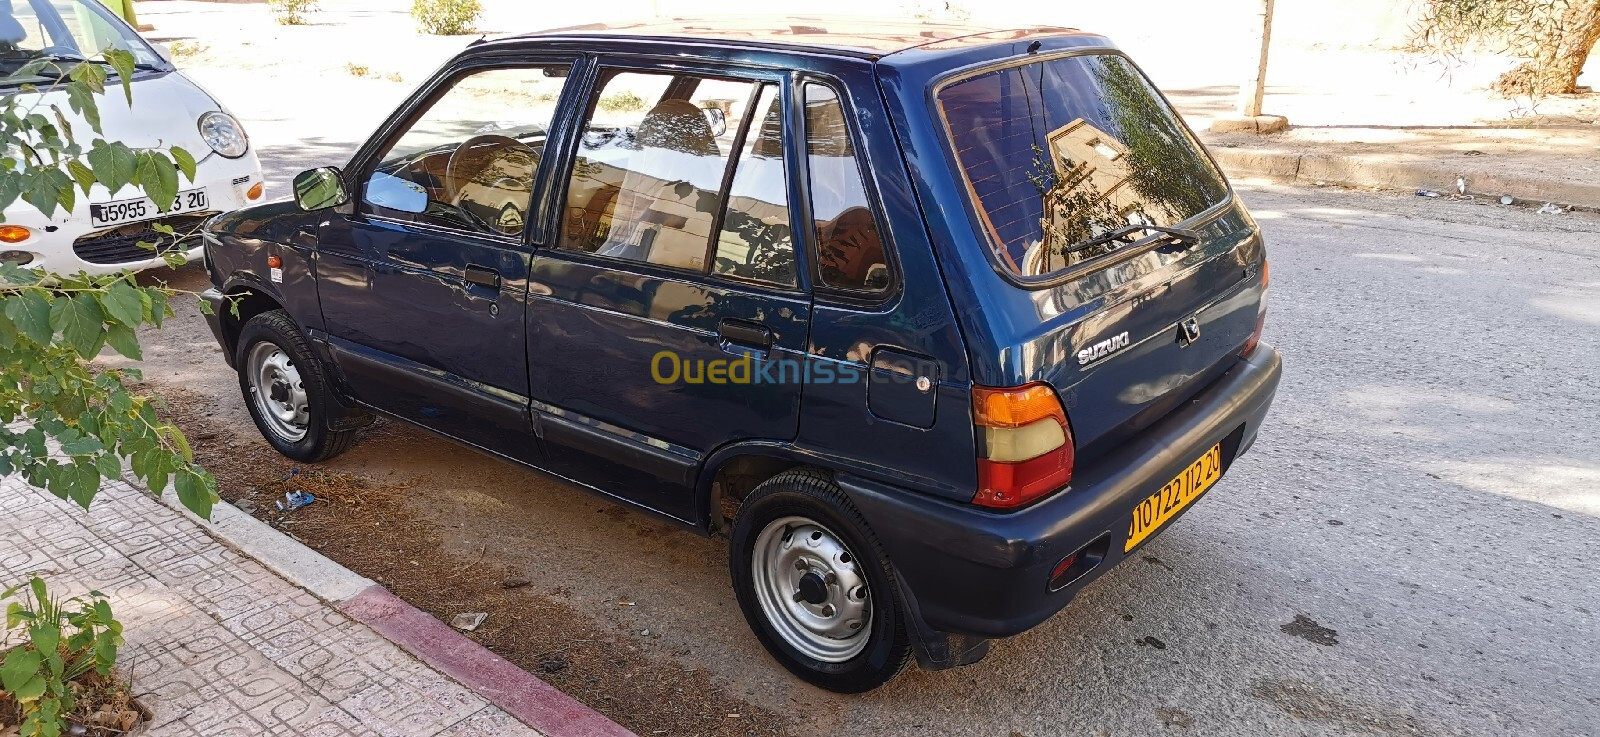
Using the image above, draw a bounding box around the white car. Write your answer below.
[0,0,264,276]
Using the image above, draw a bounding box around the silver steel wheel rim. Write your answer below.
[751,515,872,663]
[246,341,309,443]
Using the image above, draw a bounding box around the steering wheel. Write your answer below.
[443,134,532,205]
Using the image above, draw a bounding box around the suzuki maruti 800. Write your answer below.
[199,18,1282,692]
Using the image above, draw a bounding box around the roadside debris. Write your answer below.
[274,490,315,511]
[617,599,636,607]
[450,612,488,631]
[1415,189,1442,198]
[1500,195,1514,205]
[501,577,532,589]
[1537,202,1565,215]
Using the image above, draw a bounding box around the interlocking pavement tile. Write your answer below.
[436,708,549,737]
[338,662,487,737]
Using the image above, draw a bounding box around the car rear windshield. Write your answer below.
[937,53,1229,279]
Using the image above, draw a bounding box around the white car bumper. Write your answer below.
[0,150,266,277]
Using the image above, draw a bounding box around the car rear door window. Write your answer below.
[559,71,757,273]
[804,83,889,293]
[711,85,795,287]
[936,53,1229,278]
[360,66,569,239]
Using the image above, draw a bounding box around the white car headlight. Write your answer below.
[198,111,248,158]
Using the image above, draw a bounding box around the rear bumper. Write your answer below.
[839,344,1282,647]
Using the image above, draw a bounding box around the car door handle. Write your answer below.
[465,265,500,289]
[717,319,773,352]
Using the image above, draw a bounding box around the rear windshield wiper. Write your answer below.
[1063,224,1201,255]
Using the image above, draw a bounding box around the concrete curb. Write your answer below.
[1209,147,1600,211]
[154,489,636,737]
[343,586,636,737]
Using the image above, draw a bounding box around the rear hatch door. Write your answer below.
[934,51,1265,460]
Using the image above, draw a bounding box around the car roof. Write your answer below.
[517,16,1082,58]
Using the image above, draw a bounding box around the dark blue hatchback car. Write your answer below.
[200,17,1282,692]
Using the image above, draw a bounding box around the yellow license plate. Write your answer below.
[1125,443,1222,552]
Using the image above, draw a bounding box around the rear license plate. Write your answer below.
[90,188,209,228]
[1125,443,1222,552]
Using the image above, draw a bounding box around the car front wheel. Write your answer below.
[237,309,360,463]
[730,468,913,693]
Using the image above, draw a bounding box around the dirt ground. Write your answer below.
[116,266,789,736]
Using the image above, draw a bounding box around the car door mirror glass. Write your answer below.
[293,167,350,211]
[362,172,427,214]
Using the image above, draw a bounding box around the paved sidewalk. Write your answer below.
[0,476,542,737]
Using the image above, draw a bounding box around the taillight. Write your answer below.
[972,383,1074,509]
[1242,259,1268,357]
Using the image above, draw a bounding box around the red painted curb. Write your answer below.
[340,585,636,737]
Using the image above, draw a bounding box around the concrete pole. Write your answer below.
[1239,0,1275,117]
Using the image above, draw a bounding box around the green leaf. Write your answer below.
[134,151,179,213]
[11,674,46,702]
[86,141,136,195]
[94,453,122,481]
[57,433,103,457]
[0,310,16,349]
[174,469,216,520]
[28,622,60,654]
[22,171,61,217]
[167,425,193,463]
[65,80,102,135]
[104,49,136,104]
[49,295,105,358]
[1,646,40,692]
[5,289,53,344]
[171,146,197,183]
[66,461,100,509]
[67,159,95,195]
[101,281,144,326]
[93,631,118,669]
[28,577,45,606]
[105,321,141,359]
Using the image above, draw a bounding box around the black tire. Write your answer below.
[236,309,361,463]
[729,468,914,693]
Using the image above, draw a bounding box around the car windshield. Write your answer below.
[937,53,1229,279]
[0,0,162,80]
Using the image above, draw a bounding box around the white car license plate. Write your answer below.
[90,188,210,228]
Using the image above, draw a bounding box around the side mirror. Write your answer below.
[293,167,349,211]
[151,43,175,65]
[703,107,728,138]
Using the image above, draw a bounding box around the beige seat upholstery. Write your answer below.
[598,100,721,268]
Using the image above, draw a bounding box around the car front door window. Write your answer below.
[361,65,569,239]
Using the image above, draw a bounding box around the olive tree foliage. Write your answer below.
[0,51,219,519]
[1412,0,1600,96]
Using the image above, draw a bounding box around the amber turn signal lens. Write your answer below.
[972,383,1066,428]
[0,225,32,243]
[247,182,265,200]
[266,254,282,268]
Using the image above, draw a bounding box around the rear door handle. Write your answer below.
[465,264,500,289]
[717,318,773,352]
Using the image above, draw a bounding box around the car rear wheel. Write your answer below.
[730,468,913,693]
[237,309,360,463]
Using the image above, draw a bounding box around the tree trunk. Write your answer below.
[1493,0,1600,96]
